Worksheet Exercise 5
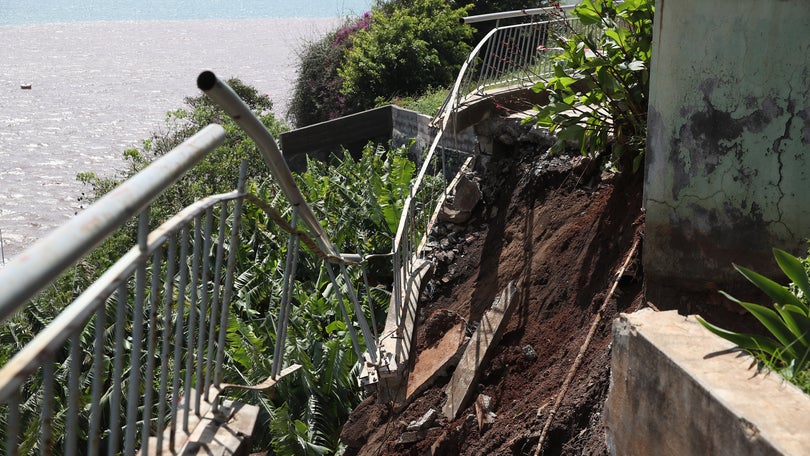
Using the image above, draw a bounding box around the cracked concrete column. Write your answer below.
[644,0,810,315]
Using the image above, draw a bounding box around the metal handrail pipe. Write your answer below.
[0,188,243,402]
[0,124,226,322]
[462,4,574,24]
[196,71,342,261]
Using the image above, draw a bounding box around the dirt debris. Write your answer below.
[342,140,644,455]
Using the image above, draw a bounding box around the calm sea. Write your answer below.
[0,0,373,25]
[0,1,373,262]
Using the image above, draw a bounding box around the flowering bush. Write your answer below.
[288,13,373,127]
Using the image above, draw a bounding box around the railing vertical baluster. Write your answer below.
[65,332,80,456]
[518,23,533,82]
[536,21,548,75]
[392,240,402,321]
[358,247,378,340]
[215,162,247,388]
[205,203,228,398]
[124,211,149,455]
[197,207,214,406]
[185,215,202,427]
[40,358,54,456]
[87,306,105,456]
[156,237,176,452]
[141,248,163,455]
[326,262,362,359]
[489,29,506,86]
[170,227,189,447]
[273,210,298,378]
[7,391,20,456]
[109,283,128,456]
[477,26,498,93]
[506,26,521,80]
[340,263,377,363]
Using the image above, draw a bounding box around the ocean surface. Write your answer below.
[0,0,373,25]
[0,2,373,263]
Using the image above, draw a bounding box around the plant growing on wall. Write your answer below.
[527,0,653,172]
[697,248,810,393]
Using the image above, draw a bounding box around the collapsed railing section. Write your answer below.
[0,74,381,454]
[371,5,589,398]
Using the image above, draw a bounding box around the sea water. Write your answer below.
[0,1,373,261]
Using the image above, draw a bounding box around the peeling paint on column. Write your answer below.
[644,0,810,307]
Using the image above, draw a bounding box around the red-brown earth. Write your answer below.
[342,143,645,455]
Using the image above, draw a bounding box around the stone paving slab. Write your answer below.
[442,281,517,420]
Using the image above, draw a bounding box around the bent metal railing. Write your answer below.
[437,4,582,116]
[0,73,377,455]
[372,5,586,395]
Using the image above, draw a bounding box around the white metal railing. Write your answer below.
[451,5,582,109]
[0,74,377,455]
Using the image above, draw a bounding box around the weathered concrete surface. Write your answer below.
[406,321,466,401]
[140,388,258,456]
[644,0,810,311]
[606,309,810,456]
[443,282,517,420]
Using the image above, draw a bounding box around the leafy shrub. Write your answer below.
[288,14,373,127]
[527,0,653,173]
[338,0,473,112]
[697,248,810,393]
[377,85,450,116]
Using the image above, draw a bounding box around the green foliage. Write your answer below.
[697,248,810,393]
[288,14,373,127]
[527,0,653,172]
[380,85,451,117]
[297,145,415,252]
[217,143,418,453]
[339,0,473,111]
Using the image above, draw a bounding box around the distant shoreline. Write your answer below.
[0,16,350,28]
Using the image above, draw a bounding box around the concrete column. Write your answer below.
[644,0,810,313]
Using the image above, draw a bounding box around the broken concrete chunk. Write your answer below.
[523,344,538,362]
[438,206,472,224]
[406,322,466,400]
[475,394,497,433]
[438,175,482,224]
[398,429,426,444]
[453,175,482,213]
[407,408,438,431]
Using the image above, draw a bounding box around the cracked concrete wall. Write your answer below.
[644,0,810,309]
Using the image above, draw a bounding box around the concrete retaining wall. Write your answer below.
[606,309,810,455]
[279,105,477,173]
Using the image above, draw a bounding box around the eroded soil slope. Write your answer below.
[344,144,644,455]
